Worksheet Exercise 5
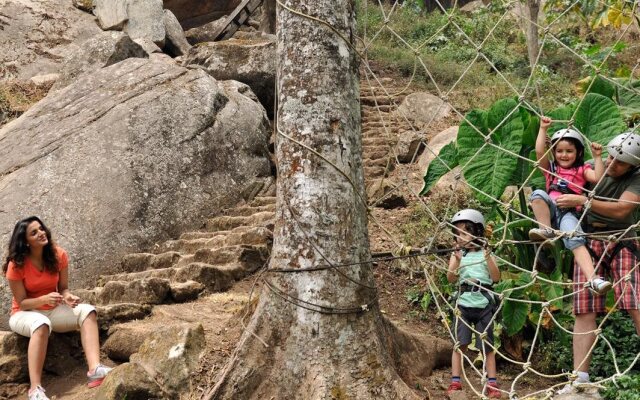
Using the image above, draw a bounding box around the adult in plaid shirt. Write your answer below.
[554,131,640,393]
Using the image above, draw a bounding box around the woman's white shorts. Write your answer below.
[9,304,96,337]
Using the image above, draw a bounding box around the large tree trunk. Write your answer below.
[205,0,421,398]
[524,0,540,67]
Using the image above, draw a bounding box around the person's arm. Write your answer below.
[556,190,640,220]
[584,143,604,184]
[484,249,500,283]
[447,251,462,283]
[535,116,552,171]
[8,279,63,311]
[58,267,80,308]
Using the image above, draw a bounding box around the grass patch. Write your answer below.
[0,81,50,126]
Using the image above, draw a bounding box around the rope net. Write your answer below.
[273,0,640,398]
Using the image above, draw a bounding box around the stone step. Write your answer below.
[363,166,387,179]
[360,96,393,106]
[120,251,182,273]
[98,278,172,306]
[361,104,393,113]
[363,137,391,147]
[249,196,276,207]
[160,226,272,254]
[96,303,154,331]
[221,203,276,217]
[179,224,257,240]
[364,157,393,169]
[193,244,269,269]
[98,261,245,293]
[205,211,274,232]
[363,147,392,160]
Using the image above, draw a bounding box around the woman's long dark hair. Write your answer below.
[2,216,58,275]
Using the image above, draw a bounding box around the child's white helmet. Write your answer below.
[551,128,585,147]
[451,209,485,228]
[607,131,640,167]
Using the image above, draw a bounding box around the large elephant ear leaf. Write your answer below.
[617,79,640,122]
[459,99,524,203]
[420,141,459,195]
[547,105,575,134]
[574,93,626,151]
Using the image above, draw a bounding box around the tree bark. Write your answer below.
[259,0,276,34]
[205,0,421,398]
[524,0,540,67]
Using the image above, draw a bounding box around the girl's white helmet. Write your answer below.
[451,209,485,228]
[607,132,640,167]
[551,128,585,147]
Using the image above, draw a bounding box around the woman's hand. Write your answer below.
[63,291,81,308]
[41,292,63,307]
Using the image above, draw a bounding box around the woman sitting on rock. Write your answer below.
[2,216,111,400]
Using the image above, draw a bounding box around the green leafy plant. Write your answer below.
[591,311,640,378]
[600,373,640,400]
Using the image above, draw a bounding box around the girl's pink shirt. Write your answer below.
[544,163,592,201]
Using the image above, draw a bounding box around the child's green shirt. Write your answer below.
[457,251,493,309]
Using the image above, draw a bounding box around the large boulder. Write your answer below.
[182,34,276,118]
[97,323,205,399]
[0,0,102,80]
[93,0,165,46]
[52,31,148,90]
[163,10,192,57]
[0,58,272,326]
[395,92,452,130]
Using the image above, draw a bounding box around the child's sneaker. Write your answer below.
[28,385,49,400]
[587,277,612,295]
[486,382,502,399]
[87,363,112,388]
[528,228,556,242]
[446,381,462,397]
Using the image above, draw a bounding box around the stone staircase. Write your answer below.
[360,79,414,186]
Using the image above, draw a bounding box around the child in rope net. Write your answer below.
[446,209,501,399]
[528,116,612,295]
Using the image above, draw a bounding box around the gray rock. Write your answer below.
[0,58,272,326]
[93,0,128,30]
[133,38,163,55]
[182,34,276,117]
[0,0,102,80]
[396,92,452,130]
[95,362,163,400]
[417,126,458,170]
[0,332,28,384]
[170,280,204,302]
[72,0,94,12]
[53,31,148,90]
[130,324,205,396]
[395,131,425,163]
[125,0,165,47]
[185,17,227,45]
[164,0,241,29]
[163,10,192,57]
[29,74,60,88]
[103,324,155,361]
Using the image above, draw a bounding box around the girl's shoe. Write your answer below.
[587,277,612,295]
[446,381,462,397]
[87,364,113,388]
[28,385,49,400]
[528,228,556,242]
[486,382,502,399]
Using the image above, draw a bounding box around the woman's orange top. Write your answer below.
[5,247,68,314]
